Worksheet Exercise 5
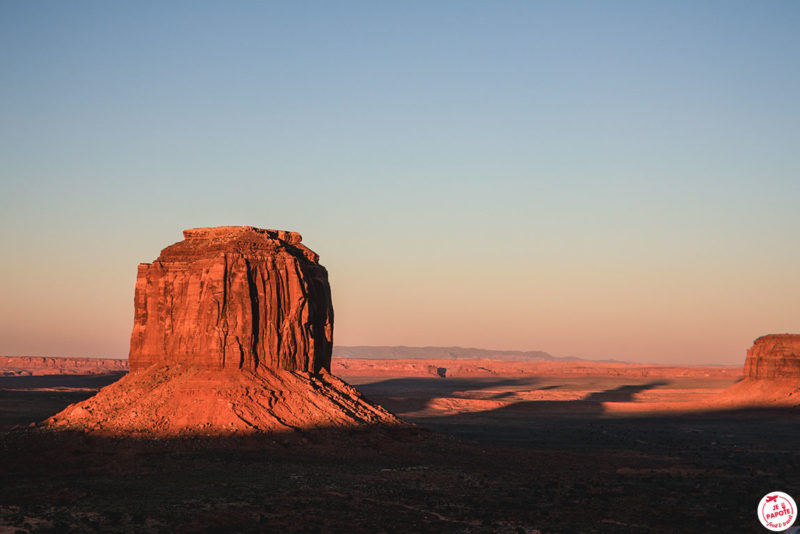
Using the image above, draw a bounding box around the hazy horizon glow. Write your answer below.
[1,2,798,365]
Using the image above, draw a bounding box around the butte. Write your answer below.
[715,333,800,407]
[46,227,399,436]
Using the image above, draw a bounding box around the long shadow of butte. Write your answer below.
[357,377,672,419]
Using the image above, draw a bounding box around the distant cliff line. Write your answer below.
[331,345,619,363]
[0,356,127,376]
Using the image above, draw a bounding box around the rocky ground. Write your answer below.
[45,366,399,436]
[1,363,799,533]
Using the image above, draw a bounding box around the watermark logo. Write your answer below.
[758,491,797,531]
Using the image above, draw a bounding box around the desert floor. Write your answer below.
[1,368,799,533]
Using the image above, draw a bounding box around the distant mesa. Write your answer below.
[715,333,800,408]
[0,356,126,376]
[333,346,563,361]
[332,345,627,363]
[46,226,399,436]
[744,334,800,379]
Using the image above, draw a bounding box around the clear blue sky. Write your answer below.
[1,1,798,364]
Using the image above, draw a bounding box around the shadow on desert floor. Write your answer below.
[354,376,800,453]
[355,376,673,418]
[353,376,547,413]
[0,373,126,432]
[584,381,669,402]
[0,373,126,390]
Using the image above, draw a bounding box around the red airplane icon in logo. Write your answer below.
[766,495,779,503]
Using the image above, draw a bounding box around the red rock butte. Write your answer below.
[129,226,333,374]
[714,333,800,408]
[744,334,800,379]
[46,226,399,436]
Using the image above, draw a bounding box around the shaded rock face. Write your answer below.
[129,226,333,374]
[744,334,800,379]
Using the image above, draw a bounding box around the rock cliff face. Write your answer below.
[744,334,800,379]
[129,226,333,374]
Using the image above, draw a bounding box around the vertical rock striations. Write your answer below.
[744,334,800,379]
[129,226,333,374]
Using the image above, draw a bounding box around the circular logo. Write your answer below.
[758,492,797,531]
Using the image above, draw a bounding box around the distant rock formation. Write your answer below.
[46,227,399,436]
[712,334,800,408]
[331,345,630,363]
[332,346,562,361]
[744,334,800,379]
[129,226,333,374]
[0,356,127,376]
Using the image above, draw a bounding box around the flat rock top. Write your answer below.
[155,226,319,264]
[750,334,800,357]
[753,333,800,345]
[183,226,302,244]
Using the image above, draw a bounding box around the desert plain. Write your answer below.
[2,353,799,533]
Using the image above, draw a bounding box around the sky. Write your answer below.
[1,1,798,365]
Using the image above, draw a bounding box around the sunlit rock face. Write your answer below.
[744,334,800,379]
[128,226,334,374]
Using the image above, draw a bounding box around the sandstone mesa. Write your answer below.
[744,334,800,379]
[47,226,399,435]
[699,333,800,410]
